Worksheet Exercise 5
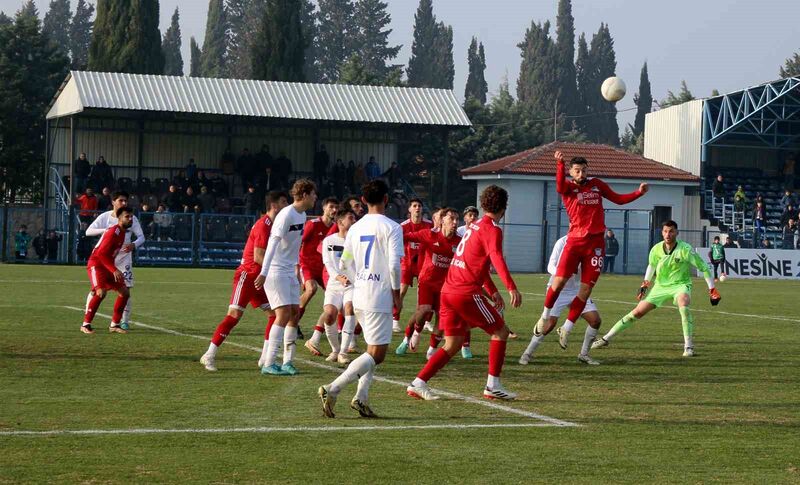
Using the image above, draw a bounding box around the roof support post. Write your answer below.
[69,116,76,200]
[137,119,144,181]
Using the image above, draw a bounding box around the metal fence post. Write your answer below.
[622,210,630,275]
[1,202,8,262]
[67,207,75,264]
[702,226,707,246]
[541,220,549,272]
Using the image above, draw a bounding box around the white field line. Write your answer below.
[0,422,554,437]
[520,292,800,324]
[62,306,578,428]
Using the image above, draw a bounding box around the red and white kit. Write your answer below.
[87,225,127,292]
[400,218,433,286]
[229,215,273,311]
[300,217,332,287]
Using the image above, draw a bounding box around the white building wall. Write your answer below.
[643,99,704,176]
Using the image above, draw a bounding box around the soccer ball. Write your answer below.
[719,274,727,282]
[601,77,626,102]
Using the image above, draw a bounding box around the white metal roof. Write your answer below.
[46,71,472,127]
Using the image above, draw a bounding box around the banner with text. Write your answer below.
[698,248,800,280]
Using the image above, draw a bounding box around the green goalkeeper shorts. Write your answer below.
[644,284,692,308]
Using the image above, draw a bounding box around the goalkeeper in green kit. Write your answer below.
[592,220,721,357]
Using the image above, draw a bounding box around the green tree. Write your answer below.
[299,0,320,82]
[70,0,94,69]
[316,0,355,82]
[406,0,436,87]
[464,37,487,104]
[710,88,720,96]
[43,0,72,59]
[661,80,694,108]
[352,0,401,82]
[18,0,38,19]
[162,7,183,76]
[555,0,579,121]
[632,61,651,136]
[779,51,800,78]
[200,0,228,78]
[89,0,164,74]
[189,36,201,76]
[251,0,305,82]
[432,22,454,89]
[227,0,268,79]
[516,20,558,118]
[0,13,11,28]
[0,10,69,202]
[338,53,380,85]
[621,125,644,155]
[587,23,618,145]
[574,32,592,135]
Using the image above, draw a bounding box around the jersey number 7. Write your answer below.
[360,235,376,268]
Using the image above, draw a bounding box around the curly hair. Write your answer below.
[479,185,508,214]
[291,178,317,201]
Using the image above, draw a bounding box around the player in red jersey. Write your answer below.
[537,151,648,348]
[393,198,433,332]
[298,197,339,338]
[407,186,522,401]
[199,191,289,372]
[81,207,134,334]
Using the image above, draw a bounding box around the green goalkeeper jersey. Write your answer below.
[648,240,710,287]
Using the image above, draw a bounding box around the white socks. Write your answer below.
[329,353,375,396]
[355,367,374,402]
[122,299,132,323]
[411,377,427,387]
[265,324,284,367]
[581,326,598,356]
[325,323,340,354]
[340,315,357,354]
[206,342,218,357]
[524,332,546,357]
[486,374,500,389]
[260,339,269,363]
[310,327,323,347]
[562,320,575,334]
[684,335,694,349]
[283,326,298,365]
[540,307,551,322]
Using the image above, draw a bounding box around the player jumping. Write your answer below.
[81,207,134,334]
[319,180,405,418]
[538,150,648,347]
[592,220,721,357]
[393,198,433,332]
[200,191,288,372]
[406,185,522,401]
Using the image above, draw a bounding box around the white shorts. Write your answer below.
[323,281,353,311]
[550,288,598,318]
[115,260,134,288]
[264,273,300,309]
[354,309,392,346]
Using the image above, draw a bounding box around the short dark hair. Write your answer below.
[115,206,134,218]
[570,157,588,167]
[322,197,340,207]
[409,197,423,206]
[441,207,459,218]
[480,185,508,214]
[463,206,479,216]
[662,220,678,230]
[111,190,129,201]
[336,208,355,221]
[343,196,361,209]
[362,179,389,205]
[266,190,289,208]
[713,236,720,242]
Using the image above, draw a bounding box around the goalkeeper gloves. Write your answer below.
[636,281,650,301]
[709,288,721,306]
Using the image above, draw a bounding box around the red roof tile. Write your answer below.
[461,141,699,182]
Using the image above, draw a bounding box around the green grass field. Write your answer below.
[1,264,799,483]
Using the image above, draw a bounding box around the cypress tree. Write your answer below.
[406,0,437,87]
[251,0,305,82]
[18,0,38,19]
[633,61,651,136]
[574,33,592,136]
[464,37,487,104]
[352,0,401,81]
[432,22,454,89]
[299,0,320,82]
[89,0,164,74]
[189,36,202,77]
[516,20,558,117]
[162,7,183,76]
[338,53,380,85]
[555,0,579,120]
[316,0,355,82]
[43,0,72,59]
[780,52,800,78]
[200,0,228,78]
[586,23,618,144]
[126,0,165,74]
[70,0,94,69]
[0,12,11,27]
[227,0,268,79]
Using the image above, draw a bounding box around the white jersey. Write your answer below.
[87,211,144,281]
[322,233,346,288]
[262,204,306,277]
[547,236,580,293]
[341,213,404,313]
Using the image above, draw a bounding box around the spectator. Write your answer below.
[14,225,31,261]
[162,184,183,213]
[780,190,797,211]
[220,149,235,176]
[236,148,257,193]
[346,160,356,191]
[314,144,330,185]
[139,203,154,238]
[604,229,620,273]
[332,158,346,198]
[761,238,773,249]
[723,235,738,248]
[153,204,174,241]
[89,155,114,191]
[781,204,797,227]
[753,200,767,235]
[46,230,62,262]
[97,186,112,211]
[197,170,211,190]
[73,152,91,194]
[783,154,796,191]
[708,236,726,280]
[172,169,188,190]
[382,161,402,189]
[733,186,748,212]
[365,156,380,181]
[209,173,229,197]
[186,159,198,187]
[75,187,98,223]
[182,186,199,212]
[198,186,216,213]
[243,185,259,215]
[33,229,47,262]
[782,219,798,250]
[711,174,725,200]
[273,150,292,189]
[354,161,367,188]
[755,193,765,206]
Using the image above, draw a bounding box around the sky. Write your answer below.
[3,0,799,130]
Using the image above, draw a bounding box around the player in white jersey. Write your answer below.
[304,207,357,366]
[255,179,318,376]
[319,179,404,418]
[456,205,479,238]
[519,236,602,365]
[84,190,145,331]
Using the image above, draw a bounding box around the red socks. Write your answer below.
[404,322,414,339]
[212,314,241,346]
[566,296,587,324]
[488,339,507,377]
[355,323,362,335]
[84,293,104,323]
[417,348,452,382]
[111,294,130,323]
[544,286,559,309]
[429,333,442,348]
[265,314,276,339]
[463,330,471,348]
[392,306,400,321]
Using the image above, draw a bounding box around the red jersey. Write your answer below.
[401,218,433,272]
[443,215,515,295]
[239,214,273,273]
[300,217,332,269]
[556,159,644,238]
[88,225,126,274]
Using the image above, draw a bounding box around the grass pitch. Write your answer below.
[1,265,799,483]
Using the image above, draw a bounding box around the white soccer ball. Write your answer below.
[719,274,727,282]
[601,76,626,102]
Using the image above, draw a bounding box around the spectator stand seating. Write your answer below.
[198,213,257,267]
[135,212,195,266]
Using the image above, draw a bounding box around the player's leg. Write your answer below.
[461,329,473,359]
[323,303,342,362]
[108,286,130,333]
[520,316,558,365]
[257,307,275,368]
[577,306,601,365]
[675,292,695,356]
[593,300,656,348]
[307,301,337,357]
[298,271,319,328]
[82,285,107,334]
[119,264,134,330]
[338,301,357,366]
[397,303,431,355]
[394,281,410,332]
[201,307,244,371]
[262,304,292,374]
[560,239,604,347]
[305,283,328,356]
[280,304,301,373]
[540,237,585,323]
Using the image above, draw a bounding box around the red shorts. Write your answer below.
[301,264,326,288]
[439,292,504,337]
[401,263,419,286]
[556,233,605,286]
[229,269,270,311]
[417,282,441,311]
[87,264,125,292]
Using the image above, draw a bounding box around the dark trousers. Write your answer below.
[604,255,616,273]
[711,260,723,279]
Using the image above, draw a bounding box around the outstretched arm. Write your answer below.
[555,151,568,194]
[597,179,648,205]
